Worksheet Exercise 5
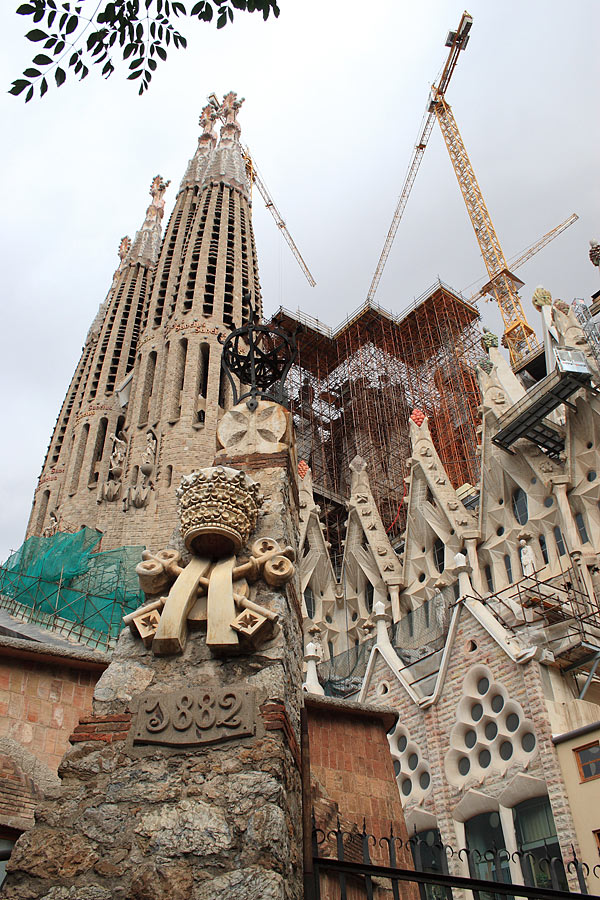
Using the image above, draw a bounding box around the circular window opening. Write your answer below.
[325,615,332,624]
[531,477,537,485]
[408,753,418,770]
[496,526,505,536]
[471,703,483,722]
[499,498,504,505]
[479,749,491,768]
[458,757,470,776]
[588,471,597,483]
[521,732,536,752]
[421,546,426,553]
[393,760,401,776]
[587,441,593,449]
[401,779,412,796]
[544,496,554,508]
[418,573,426,583]
[450,528,455,535]
[466,639,478,653]
[397,735,408,753]
[500,741,513,761]
[491,694,505,713]
[465,729,477,749]
[506,712,520,732]
[485,722,498,741]
[378,682,389,696]
[352,612,358,621]
[477,677,490,695]
[419,772,431,790]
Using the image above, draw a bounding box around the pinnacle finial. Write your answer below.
[118,235,131,261]
[146,175,170,223]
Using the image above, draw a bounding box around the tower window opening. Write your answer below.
[36,490,50,534]
[539,534,549,564]
[88,417,108,486]
[512,487,528,524]
[69,422,90,494]
[484,564,494,593]
[304,585,315,619]
[165,465,173,488]
[554,526,566,556]
[433,538,445,573]
[575,512,590,544]
[504,554,513,583]
[365,581,374,613]
[138,351,157,426]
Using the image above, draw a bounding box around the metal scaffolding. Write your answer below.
[271,280,483,555]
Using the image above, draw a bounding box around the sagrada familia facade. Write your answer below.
[1,92,600,898]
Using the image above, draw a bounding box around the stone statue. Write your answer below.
[109,432,127,475]
[42,511,59,538]
[142,431,157,472]
[519,539,536,577]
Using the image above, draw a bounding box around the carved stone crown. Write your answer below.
[176,466,262,558]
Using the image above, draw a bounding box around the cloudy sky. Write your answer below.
[0,0,598,562]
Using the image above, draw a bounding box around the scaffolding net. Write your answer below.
[0,528,144,650]
[272,281,483,555]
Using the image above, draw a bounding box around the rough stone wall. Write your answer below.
[3,457,304,900]
[363,609,582,887]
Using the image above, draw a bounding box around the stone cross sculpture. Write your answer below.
[128,466,295,655]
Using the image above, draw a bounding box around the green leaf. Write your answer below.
[65,14,78,33]
[55,66,66,86]
[47,9,56,25]
[54,40,66,53]
[8,79,30,95]
[23,67,41,77]
[129,56,144,68]
[33,54,52,64]
[69,51,78,65]
[40,76,48,96]
[123,42,136,58]
[25,85,34,102]
[148,57,157,69]
[178,33,186,47]
[16,4,35,14]
[156,44,167,60]
[25,28,47,41]
[127,68,143,78]
[217,11,227,27]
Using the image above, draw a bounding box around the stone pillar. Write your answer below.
[4,401,304,900]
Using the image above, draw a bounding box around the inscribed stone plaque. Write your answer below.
[133,685,256,747]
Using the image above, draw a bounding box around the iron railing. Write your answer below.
[309,816,600,900]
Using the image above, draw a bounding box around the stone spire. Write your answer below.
[129,174,171,264]
[27,180,168,540]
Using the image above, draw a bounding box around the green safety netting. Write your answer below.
[0,528,145,646]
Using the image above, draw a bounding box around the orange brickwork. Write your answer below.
[306,697,413,869]
[0,658,99,774]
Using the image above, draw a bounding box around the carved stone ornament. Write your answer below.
[129,467,295,657]
[216,400,290,456]
[177,466,262,558]
[133,685,255,747]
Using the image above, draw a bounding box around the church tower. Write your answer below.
[27,92,262,552]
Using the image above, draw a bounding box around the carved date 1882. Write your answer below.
[133,685,256,747]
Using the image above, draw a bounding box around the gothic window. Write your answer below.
[484,564,494,593]
[365,581,374,613]
[304,585,315,619]
[69,423,89,494]
[538,534,549,564]
[512,487,528,524]
[138,351,157,426]
[504,554,513,583]
[88,417,108,486]
[575,512,590,544]
[199,343,210,399]
[553,526,566,556]
[327,640,335,660]
[464,812,511,883]
[165,466,173,488]
[513,797,567,889]
[218,363,228,409]
[433,538,445,573]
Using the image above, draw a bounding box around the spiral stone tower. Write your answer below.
[26,92,262,552]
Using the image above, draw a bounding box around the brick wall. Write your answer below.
[306,696,413,869]
[0,651,105,831]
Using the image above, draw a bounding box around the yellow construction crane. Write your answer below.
[368,12,558,367]
[242,147,316,288]
[468,213,579,304]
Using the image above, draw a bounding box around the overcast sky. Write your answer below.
[0,0,598,562]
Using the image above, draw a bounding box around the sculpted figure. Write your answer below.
[109,432,127,474]
[519,539,536,577]
[142,431,157,470]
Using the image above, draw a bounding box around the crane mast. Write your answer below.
[370,11,548,367]
[242,147,316,288]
